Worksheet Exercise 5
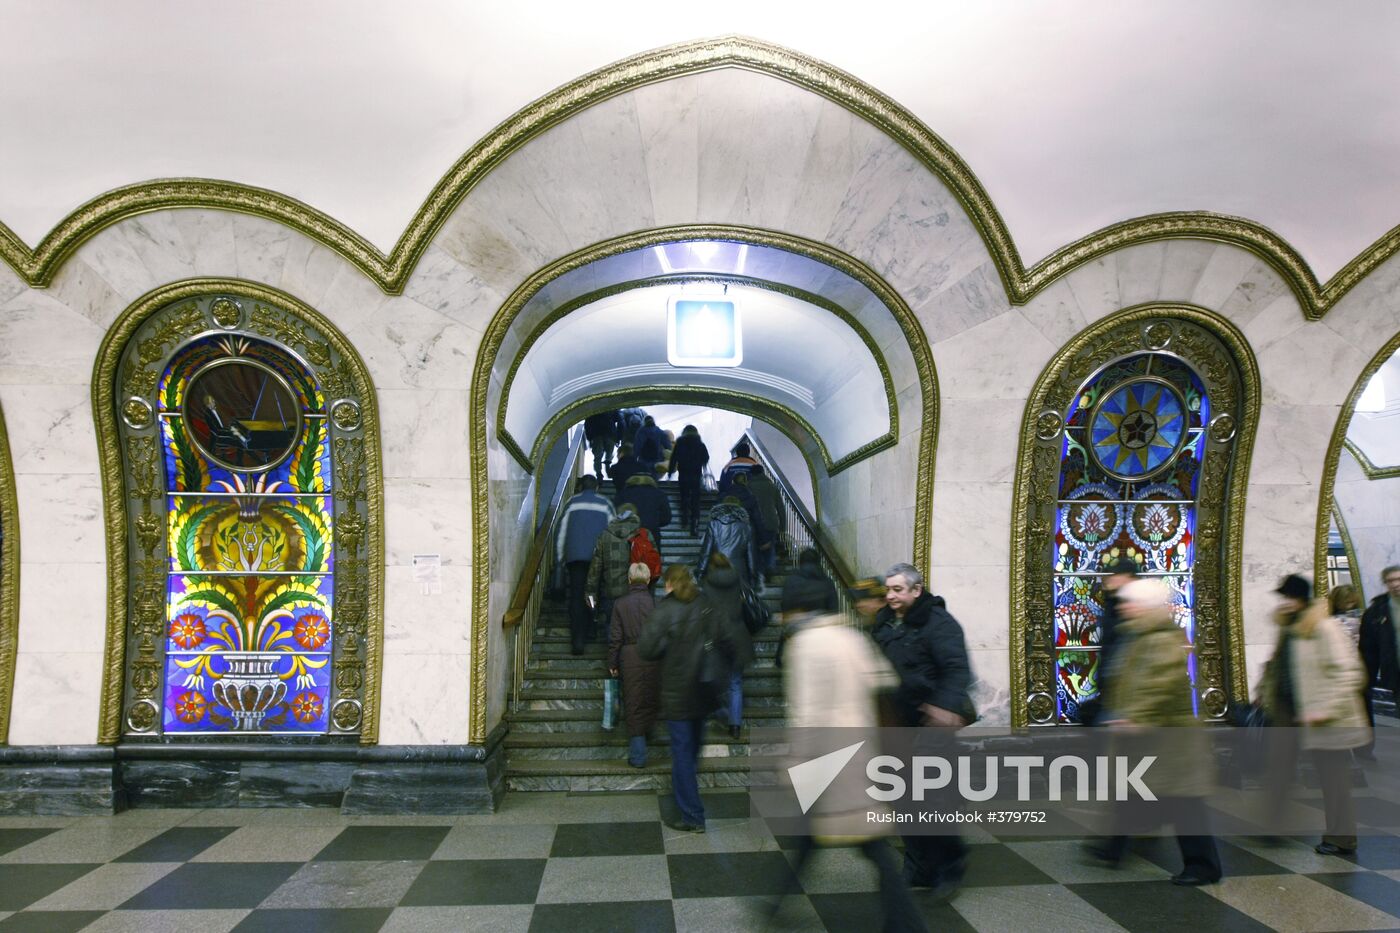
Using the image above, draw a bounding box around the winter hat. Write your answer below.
[848,577,887,601]
[1275,574,1312,601]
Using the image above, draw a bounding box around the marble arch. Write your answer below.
[0,36,1396,320]
[91,279,385,745]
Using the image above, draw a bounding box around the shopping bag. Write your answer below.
[602,676,619,731]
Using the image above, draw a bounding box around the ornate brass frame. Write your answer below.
[0,36,1384,320]
[1343,439,1400,480]
[1331,501,1366,605]
[1314,332,1400,595]
[92,279,384,745]
[497,273,899,476]
[0,403,18,744]
[469,224,938,742]
[1008,304,1260,727]
[531,387,825,517]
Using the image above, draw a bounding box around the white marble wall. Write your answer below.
[5,63,1400,744]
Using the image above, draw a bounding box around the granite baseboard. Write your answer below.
[0,732,507,815]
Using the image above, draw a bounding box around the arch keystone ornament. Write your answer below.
[1009,304,1259,728]
[93,281,384,744]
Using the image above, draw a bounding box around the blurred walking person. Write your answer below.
[609,562,660,768]
[585,506,642,656]
[583,409,622,477]
[697,496,757,587]
[639,564,735,832]
[1358,566,1400,758]
[1091,578,1222,884]
[633,415,667,474]
[775,581,927,933]
[700,551,752,740]
[717,440,758,495]
[1258,574,1369,855]
[746,465,784,583]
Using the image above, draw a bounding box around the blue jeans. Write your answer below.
[666,719,705,825]
[728,671,743,727]
[628,735,647,767]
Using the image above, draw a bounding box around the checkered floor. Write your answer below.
[5,788,1400,932]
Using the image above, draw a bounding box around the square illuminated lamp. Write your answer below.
[667,295,742,367]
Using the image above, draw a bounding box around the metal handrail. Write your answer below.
[505,428,586,712]
[742,429,858,623]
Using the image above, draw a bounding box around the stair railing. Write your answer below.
[504,428,587,712]
[742,429,859,625]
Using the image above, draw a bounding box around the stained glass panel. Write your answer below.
[158,334,333,735]
[1052,351,1208,723]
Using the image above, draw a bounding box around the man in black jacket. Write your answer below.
[667,424,710,535]
[1358,565,1400,752]
[608,444,647,490]
[615,474,672,559]
[583,409,622,477]
[872,562,975,896]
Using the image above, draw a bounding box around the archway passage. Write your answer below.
[471,226,939,744]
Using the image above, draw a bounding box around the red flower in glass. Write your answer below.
[293,612,330,650]
[169,613,207,650]
[291,692,324,724]
[174,691,207,724]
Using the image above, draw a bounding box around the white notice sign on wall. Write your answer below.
[413,554,442,595]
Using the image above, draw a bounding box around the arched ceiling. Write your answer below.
[1348,350,1400,469]
[4,1,1400,280]
[503,281,890,464]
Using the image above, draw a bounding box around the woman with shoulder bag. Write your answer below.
[639,564,735,833]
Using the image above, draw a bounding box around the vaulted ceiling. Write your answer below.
[3,1,1398,281]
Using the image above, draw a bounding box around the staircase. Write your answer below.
[504,478,789,791]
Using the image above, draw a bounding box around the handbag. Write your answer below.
[740,584,771,634]
[696,607,730,709]
[602,676,619,731]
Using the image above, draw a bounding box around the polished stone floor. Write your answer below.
[4,786,1400,932]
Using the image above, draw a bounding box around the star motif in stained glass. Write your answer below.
[1089,378,1188,480]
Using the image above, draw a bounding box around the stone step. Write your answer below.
[517,684,785,702]
[504,757,751,792]
[521,670,783,691]
[527,656,780,674]
[531,625,786,646]
[505,730,752,761]
[506,707,785,732]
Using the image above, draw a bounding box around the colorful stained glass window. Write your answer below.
[159,334,334,734]
[1052,354,1208,723]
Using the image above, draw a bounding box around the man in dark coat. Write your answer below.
[781,549,838,615]
[586,508,642,655]
[633,415,667,473]
[872,562,975,896]
[746,465,784,581]
[667,424,710,535]
[608,443,647,490]
[555,475,615,656]
[697,497,756,586]
[583,410,622,476]
[615,473,672,558]
[1359,565,1400,747]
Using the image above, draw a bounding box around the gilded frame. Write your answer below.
[1009,304,1260,728]
[93,279,385,745]
[0,403,18,744]
[0,36,1384,321]
[469,224,939,743]
[1331,501,1366,605]
[497,273,899,476]
[1314,332,1400,595]
[1343,439,1400,481]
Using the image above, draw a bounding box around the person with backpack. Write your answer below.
[586,506,649,653]
[555,475,615,657]
[639,564,736,833]
[633,415,667,473]
[615,473,672,562]
[717,440,759,495]
[699,551,753,740]
[607,443,647,490]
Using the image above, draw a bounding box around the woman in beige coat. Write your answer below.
[775,594,927,933]
[1256,574,1369,854]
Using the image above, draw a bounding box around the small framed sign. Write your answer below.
[667,295,742,367]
